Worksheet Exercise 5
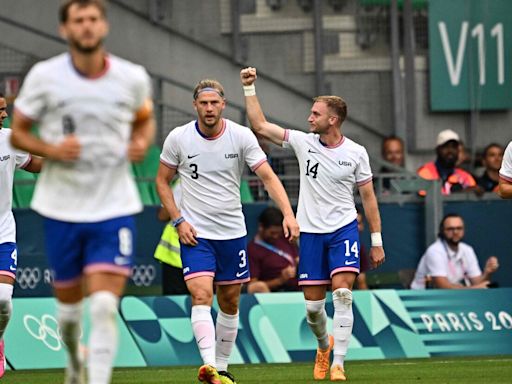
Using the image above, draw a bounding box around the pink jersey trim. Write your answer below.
[53,275,83,288]
[160,159,177,169]
[356,176,373,186]
[298,279,331,286]
[84,263,131,277]
[499,174,512,183]
[324,135,345,149]
[283,129,290,142]
[20,154,32,169]
[71,55,111,80]
[331,267,359,277]
[0,271,16,279]
[250,159,267,172]
[215,277,251,285]
[184,271,215,281]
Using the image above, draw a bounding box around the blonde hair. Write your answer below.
[193,79,225,100]
[313,95,347,124]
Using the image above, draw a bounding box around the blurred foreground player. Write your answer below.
[10,1,155,383]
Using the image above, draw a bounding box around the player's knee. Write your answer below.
[89,291,119,324]
[0,283,13,314]
[332,288,352,309]
[305,299,326,320]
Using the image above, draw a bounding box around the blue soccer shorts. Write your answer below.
[43,216,136,287]
[180,236,250,285]
[0,242,17,279]
[298,219,360,286]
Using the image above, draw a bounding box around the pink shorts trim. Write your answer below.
[299,279,331,286]
[331,267,359,277]
[0,271,16,279]
[215,277,250,285]
[53,275,83,289]
[184,271,215,281]
[83,263,131,277]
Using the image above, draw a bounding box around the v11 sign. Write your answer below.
[429,0,512,111]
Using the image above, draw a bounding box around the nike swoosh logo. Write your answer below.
[221,338,232,342]
[236,270,249,278]
[188,154,200,159]
[114,256,130,265]
[345,261,357,265]
[308,149,318,154]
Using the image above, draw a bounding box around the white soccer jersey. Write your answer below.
[283,130,372,233]
[410,239,482,289]
[0,129,31,243]
[14,53,151,222]
[160,119,266,240]
[499,141,512,182]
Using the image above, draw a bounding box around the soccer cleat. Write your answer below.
[197,365,222,384]
[330,364,346,381]
[0,339,5,378]
[218,370,237,384]
[313,335,334,380]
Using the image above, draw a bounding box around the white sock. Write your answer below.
[191,305,216,367]
[215,310,239,372]
[305,299,329,350]
[88,291,119,384]
[332,288,353,368]
[0,284,13,340]
[57,300,83,371]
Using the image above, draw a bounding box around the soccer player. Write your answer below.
[10,1,155,383]
[498,141,512,198]
[156,79,299,384]
[0,94,42,377]
[240,67,385,381]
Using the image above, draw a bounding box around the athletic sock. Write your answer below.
[332,288,353,368]
[57,300,83,371]
[215,310,239,371]
[192,305,216,367]
[305,299,330,350]
[88,291,119,384]
[0,284,13,340]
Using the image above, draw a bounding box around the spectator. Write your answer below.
[477,143,504,193]
[498,141,512,198]
[410,213,499,289]
[456,140,473,173]
[247,207,299,293]
[417,129,477,195]
[380,136,405,192]
[353,208,370,290]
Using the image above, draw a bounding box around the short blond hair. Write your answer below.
[193,79,225,100]
[313,95,347,124]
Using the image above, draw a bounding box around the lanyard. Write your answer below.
[442,240,470,286]
[254,239,295,265]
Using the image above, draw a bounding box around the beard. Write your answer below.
[69,37,104,54]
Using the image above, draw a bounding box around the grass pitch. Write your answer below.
[3,356,512,383]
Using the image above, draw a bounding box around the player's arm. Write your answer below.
[129,99,156,163]
[240,67,286,146]
[254,162,299,242]
[23,156,43,173]
[156,162,198,246]
[358,181,385,269]
[10,110,79,161]
[498,178,512,198]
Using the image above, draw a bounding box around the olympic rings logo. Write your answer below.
[23,314,62,351]
[130,264,156,287]
[16,268,42,289]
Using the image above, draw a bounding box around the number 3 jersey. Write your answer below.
[283,129,372,233]
[160,119,267,240]
[14,53,152,222]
